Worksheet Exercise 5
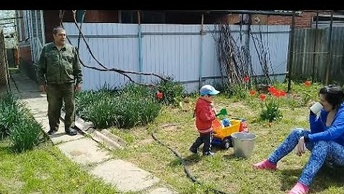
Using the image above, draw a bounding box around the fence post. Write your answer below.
[325,11,333,85]
[0,27,9,89]
[287,11,296,93]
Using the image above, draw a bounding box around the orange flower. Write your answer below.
[249,90,256,96]
[304,80,311,87]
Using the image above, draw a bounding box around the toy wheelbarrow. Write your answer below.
[216,108,228,117]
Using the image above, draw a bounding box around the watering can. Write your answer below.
[216,108,228,117]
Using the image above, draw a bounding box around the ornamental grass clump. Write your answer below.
[9,116,43,153]
[0,93,22,138]
[75,83,162,129]
[0,93,43,152]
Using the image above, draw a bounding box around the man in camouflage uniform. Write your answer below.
[36,26,83,136]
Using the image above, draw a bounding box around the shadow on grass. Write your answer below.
[168,153,202,168]
[223,152,239,160]
[279,165,344,193]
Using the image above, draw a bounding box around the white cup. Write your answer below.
[310,102,323,114]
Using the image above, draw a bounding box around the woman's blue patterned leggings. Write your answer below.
[267,128,344,186]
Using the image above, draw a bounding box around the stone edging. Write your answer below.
[60,111,126,150]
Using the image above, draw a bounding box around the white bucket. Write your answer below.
[231,132,256,158]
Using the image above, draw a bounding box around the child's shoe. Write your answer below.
[288,181,309,194]
[252,159,277,170]
[189,147,197,154]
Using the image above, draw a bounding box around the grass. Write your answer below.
[0,88,119,194]
[0,139,119,194]
[107,93,344,194]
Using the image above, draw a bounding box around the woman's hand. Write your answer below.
[295,137,306,156]
[307,100,316,109]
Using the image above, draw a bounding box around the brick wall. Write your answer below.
[19,45,37,81]
[224,11,333,28]
[267,11,332,28]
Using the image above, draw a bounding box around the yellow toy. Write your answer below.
[211,110,249,149]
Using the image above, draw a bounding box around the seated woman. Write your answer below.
[253,84,344,194]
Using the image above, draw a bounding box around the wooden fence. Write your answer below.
[290,27,344,84]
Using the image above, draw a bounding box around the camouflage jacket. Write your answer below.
[36,42,83,85]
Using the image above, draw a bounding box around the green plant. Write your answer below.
[75,90,115,120]
[258,86,285,122]
[113,95,161,128]
[222,83,248,101]
[0,93,44,152]
[0,93,21,138]
[156,77,185,106]
[9,116,43,153]
[76,84,162,129]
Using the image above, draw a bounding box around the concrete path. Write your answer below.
[6,72,177,194]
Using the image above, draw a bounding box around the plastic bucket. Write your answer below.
[231,132,256,158]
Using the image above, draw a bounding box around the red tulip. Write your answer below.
[156,91,163,99]
[243,76,250,83]
[279,90,287,97]
[268,86,277,94]
[259,94,266,101]
[304,80,311,87]
[249,90,256,96]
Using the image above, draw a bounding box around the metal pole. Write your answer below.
[137,11,143,83]
[199,14,204,89]
[311,10,319,83]
[287,11,296,93]
[325,10,333,85]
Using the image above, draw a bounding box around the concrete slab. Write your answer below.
[90,159,160,193]
[57,138,111,165]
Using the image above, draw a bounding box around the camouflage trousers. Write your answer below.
[46,83,75,131]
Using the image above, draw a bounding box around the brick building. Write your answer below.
[223,10,339,28]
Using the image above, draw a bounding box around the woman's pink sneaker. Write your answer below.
[252,159,277,170]
[288,182,309,194]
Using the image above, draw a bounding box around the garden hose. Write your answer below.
[151,126,228,194]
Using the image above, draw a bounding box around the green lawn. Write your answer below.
[0,140,119,194]
[107,92,344,194]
